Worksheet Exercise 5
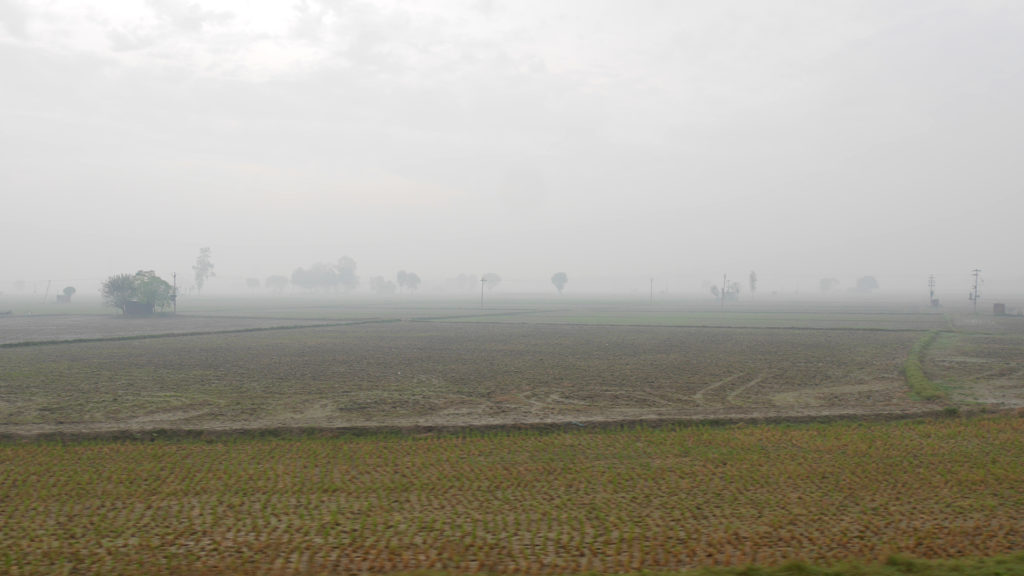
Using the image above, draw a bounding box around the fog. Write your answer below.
[2,1,1023,299]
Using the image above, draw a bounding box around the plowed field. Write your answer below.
[1,320,933,436]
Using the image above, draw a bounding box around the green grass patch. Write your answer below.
[904,331,945,400]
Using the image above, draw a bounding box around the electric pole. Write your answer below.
[928,274,935,306]
[480,276,486,308]
[969,269,982,314]
[172,272,178,315]
[649,277,653,305]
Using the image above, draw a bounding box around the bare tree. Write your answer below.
[193,247,215,294]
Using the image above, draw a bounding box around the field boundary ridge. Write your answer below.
[0,318,397,349]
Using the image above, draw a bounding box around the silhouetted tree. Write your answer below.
[291,257,360,292]
[396,270,421,293]
[335,256,359,292]
[551,272,568,294]
[482,273,502,290]
[265,275,289,294]
[57,286,76,303]
[856,276,879,292]
[710,280,740,302]
[193,247,215,294]
[370,276,397,295]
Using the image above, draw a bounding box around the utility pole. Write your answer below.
[172,272,178,315]
[480,276,486,308]
[721,274,727,309]
[969,269,982,314]
[928,274,935,306]
[649,277,653,305]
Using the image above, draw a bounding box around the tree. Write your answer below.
[710,278,740,302]
[291,257,360,292]
[101,271,172,313]
[102,273,136,312]
[335,256,359,292]
[482,273,502,290]
[551,272,568,294]
[134,270,173,311]
[856,276,879,292]
[370,276,397,295]
[728,281,741,300]
[748,271,757,299]
[396,270,421,293]
[193,247,215,294]
[57,286,76,303]
[265,275,289,294]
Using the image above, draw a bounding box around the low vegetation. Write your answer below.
[1,415,1022,575]
[904,331,945,400]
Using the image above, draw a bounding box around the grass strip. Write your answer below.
[904,331,944,400]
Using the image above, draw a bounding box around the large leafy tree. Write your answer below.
[101,271,173,313]
[134,270,173,310]
[101,273,135,311]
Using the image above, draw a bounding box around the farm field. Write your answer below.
[1,415,1023,575]
[2,298,1023,575]
[0,302,945,435]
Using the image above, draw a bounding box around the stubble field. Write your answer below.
[1,297,1023,575]
[0,304,944,436]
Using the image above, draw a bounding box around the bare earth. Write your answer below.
[0,314,948,436]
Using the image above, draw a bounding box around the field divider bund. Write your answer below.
[0,318,400,349]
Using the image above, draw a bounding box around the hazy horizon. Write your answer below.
[3,1,1022,299]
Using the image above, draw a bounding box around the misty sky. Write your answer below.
[2,1,1022,295]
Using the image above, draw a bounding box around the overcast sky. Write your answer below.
[2,0,1022,296]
